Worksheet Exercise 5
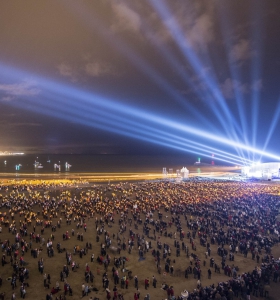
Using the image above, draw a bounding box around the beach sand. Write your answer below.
[0,170,279,300]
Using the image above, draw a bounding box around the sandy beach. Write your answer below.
[0,170,279,300]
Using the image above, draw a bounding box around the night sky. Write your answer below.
[0,1,280,160]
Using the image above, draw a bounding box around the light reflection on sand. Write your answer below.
[0,166,240,183]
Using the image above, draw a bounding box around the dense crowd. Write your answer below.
[0,178,280,300]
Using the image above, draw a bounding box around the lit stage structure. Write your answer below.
[241,162,280,180]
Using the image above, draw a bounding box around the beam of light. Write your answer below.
[145,115,280,161]
[61,0,215,130]
[217,2,266,163]
[261,96,280,156]
[37,86,250,166]
[21,88,264,164]
[1,63,279,163]
[250,1,264,161]
[9,92,246,167]
[65,0,248,150]
[217,4,251,161]
[117,0,220,133]
[37,86,242,163]
[68,0,253,167]
[49,95,251,165]
[0,62,223,143]
[10,82,247,167]
[64,92,254,165]
[148,0,248,160]
[0,62,248,166]
[148,0,234,119]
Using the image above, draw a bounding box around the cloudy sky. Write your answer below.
[0,0,280,158]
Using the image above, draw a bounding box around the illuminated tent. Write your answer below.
[181,167,189,179]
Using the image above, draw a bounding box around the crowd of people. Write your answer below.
[0,178,280,299]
